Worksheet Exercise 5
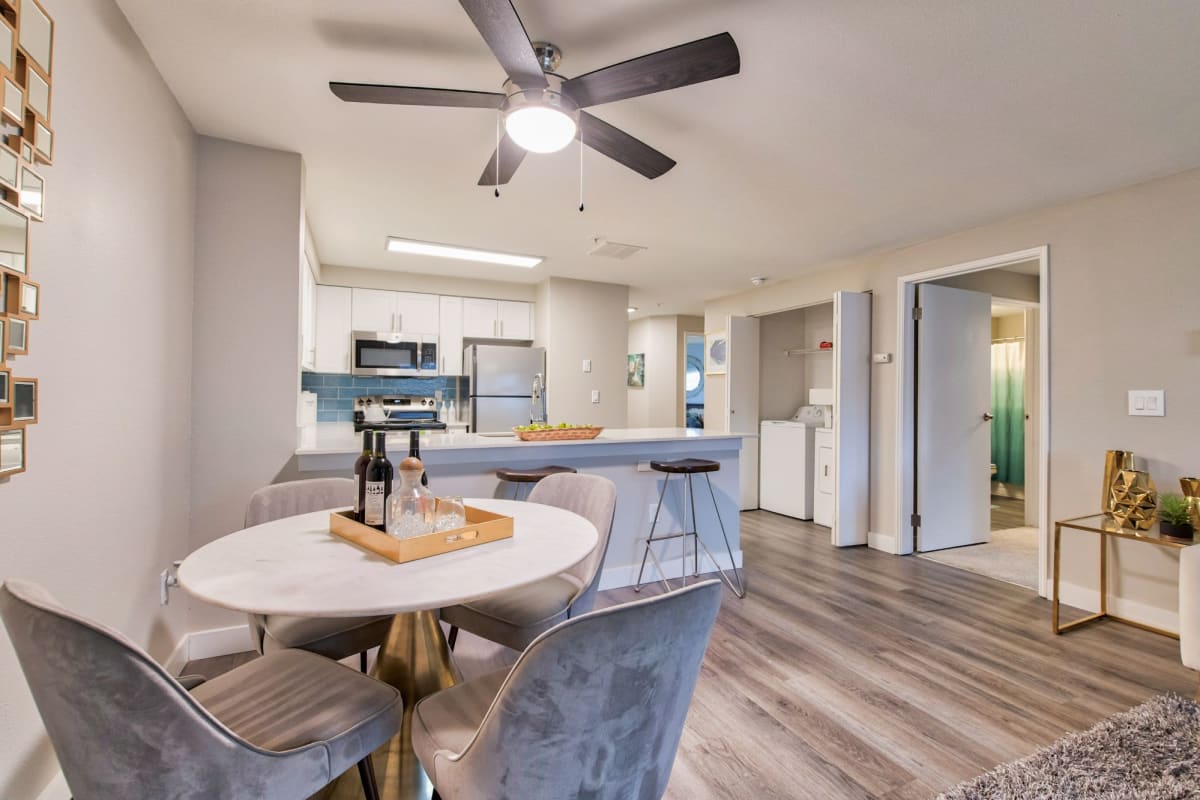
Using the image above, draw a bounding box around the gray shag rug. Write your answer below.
[939,694,1200,799]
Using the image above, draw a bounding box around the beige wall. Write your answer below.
[933,265,1041,303]
[707,166,1200,618]
[535,277,628,427]
[626,314,703,428]
[992,313,1026,340]
[758,304,835,421]
[189,138,304,632]
[320,264,536,302]
[0,1,197,796]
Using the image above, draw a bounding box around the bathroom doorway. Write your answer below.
[684,332,705,428]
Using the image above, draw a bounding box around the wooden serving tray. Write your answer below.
[329,506,513,564]
[514,426,603,441]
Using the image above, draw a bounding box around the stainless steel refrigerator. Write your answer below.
[466,344,547,433]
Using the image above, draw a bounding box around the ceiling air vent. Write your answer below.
[587,239,646,260]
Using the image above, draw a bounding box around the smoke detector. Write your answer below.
[587,238,646,260]
[750,276,768,287]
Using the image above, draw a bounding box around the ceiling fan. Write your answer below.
[329,0,740,186]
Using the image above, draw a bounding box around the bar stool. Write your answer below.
[495,465,577,500]
[634,458,745,598]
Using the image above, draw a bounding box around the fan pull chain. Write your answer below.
[494,110,501,198]
[578,128,585,212]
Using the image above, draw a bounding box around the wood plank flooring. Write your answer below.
[186,510,1196,799]
[990,495,1026,530]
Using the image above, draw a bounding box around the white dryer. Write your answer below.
[813,427,835,528]
[759,406,825,520]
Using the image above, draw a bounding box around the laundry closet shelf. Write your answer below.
[784,347,834,357]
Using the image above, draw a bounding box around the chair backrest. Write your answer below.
[527,472,618,615]
[0,580,327,799]
[446,580,722,800]
[244,477,355,527]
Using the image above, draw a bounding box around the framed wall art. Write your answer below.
[705,331,728,375]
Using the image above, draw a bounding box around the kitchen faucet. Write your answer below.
[531,373,547,424]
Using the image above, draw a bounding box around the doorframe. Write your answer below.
[892,246,1051,596]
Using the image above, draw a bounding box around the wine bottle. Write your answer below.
[363,433,393,531]
[408,430,429,487]
[353,430,374,523]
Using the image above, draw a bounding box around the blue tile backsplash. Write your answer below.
[302,373,468,423]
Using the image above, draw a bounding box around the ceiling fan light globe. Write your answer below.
[505,106,577,154]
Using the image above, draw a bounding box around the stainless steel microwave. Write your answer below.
[351,331,439,377]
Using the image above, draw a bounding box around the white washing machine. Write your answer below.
[759,406,825,519]
[813,427,835,528]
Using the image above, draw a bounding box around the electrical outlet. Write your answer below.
[582,359,592,373]
[873,353,893,364]
[591,390,600,403]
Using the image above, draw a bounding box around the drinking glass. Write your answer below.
[435,496,466,532]
[388,496,433,539]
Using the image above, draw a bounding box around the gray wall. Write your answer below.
[189,138,304,632]
[626,314,703,428]
[0,0,197,795]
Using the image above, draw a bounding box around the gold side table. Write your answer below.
[1053,513,1196,638]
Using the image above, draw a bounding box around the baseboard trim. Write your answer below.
[35,772,69,800]
[867,531,898,554]
[1057,581,1179,635]
[160,624,253,676]
[598,549,743,592]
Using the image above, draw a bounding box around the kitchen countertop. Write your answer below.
[296,423,751,457]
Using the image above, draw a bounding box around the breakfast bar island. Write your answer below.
[296,426,747,590]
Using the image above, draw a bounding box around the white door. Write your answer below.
[439,295,464,375]
[726,315,760,510]
[833,291,871,546]
[498,300,532,339]
[915,284,992,552]
[395,292,439,335]
[462,298,499,338]
[351,288,396,332]
[314,285,352,373]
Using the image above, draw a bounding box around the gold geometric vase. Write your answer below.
[1102,450,1135,516]
[1182,477,1200,529]
[1110,470,1158,531]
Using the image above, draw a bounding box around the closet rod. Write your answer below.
[992,336,1025,343]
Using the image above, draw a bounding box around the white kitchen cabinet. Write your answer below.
[300,257,317,370]
[439,295,464,375]
[462,298,499,338]
[314,285,352,373]
[351,288,396,332]
[460,298,534,340]
[498,300,533,340]
[395,292,440,335]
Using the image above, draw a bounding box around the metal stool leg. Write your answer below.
[688,474,701,578]
[635,473,675,593]
[702,473,746,598]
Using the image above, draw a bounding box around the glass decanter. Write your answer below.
[386,456,435,539]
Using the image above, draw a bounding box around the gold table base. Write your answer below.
[315,610,461,800]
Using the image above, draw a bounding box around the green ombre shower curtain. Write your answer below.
[991,341,1025,485]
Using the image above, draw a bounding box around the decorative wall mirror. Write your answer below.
[25,64,49,121]
[1,76,21,124]
[12,377,35,421]
[0,18,13,74]
[19,139,31,162]
[19,279,36,317]
[7,314,25,352]
[0,427,25,476]
[18,165,42,219]
[0,366,8,404]
[0,143,17,191]
[0,201,27,274]
[32,120,50,163]
[18,0,51,75]
[0,316,6,356]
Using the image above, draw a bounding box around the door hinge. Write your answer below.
[911,513,922,528]
[911,306,923,321]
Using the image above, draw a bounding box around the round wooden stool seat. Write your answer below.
[649,458,720,474]
[495,465,578,483]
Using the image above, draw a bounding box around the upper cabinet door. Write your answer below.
[462,298,499,338]
[395,292,440,335]
[300,261,316,370]
[315,285,353,374]
[351,288,396,331]
[497,300,533,340]
[438,296,464,376]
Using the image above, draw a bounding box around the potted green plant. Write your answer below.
[1159,494,1195,539]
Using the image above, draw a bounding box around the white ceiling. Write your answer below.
[115,0,1200,316]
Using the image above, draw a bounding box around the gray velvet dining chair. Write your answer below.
[414,580,722,800]
[442,472,618,652]
[244,478,395,669]
[0,579,403,800]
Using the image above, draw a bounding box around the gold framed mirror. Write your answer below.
[19,279,36,318]
[0,142,17,191]
[0,316,7,357]
[25,63,49,121]
[18,165,42,219]
[0,201,27,274]
[12,377,35,421]
[7,314,25,353]
[0,365,9,405]
[1,75,21,125]
[0,427,25,476]
[17,0,52,76]
[19,139,31,163]
[0,17,14,74]
[32,119,51,163]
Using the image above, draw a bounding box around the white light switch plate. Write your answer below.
[1128,389,1165,417]
[582,359,592,373]
[591,390,600,404]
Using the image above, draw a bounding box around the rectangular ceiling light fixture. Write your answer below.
[385,236,543,268]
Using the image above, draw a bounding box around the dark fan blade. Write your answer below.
[578,112,675,179]
[563,32,740,108]
[330,82,503,109]
[459,0,548,90]
[477,134,528,185]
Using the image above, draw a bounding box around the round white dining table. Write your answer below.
[178,497,599,618]
[177,497,599,800]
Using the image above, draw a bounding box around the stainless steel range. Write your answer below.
[353,394,448,433]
